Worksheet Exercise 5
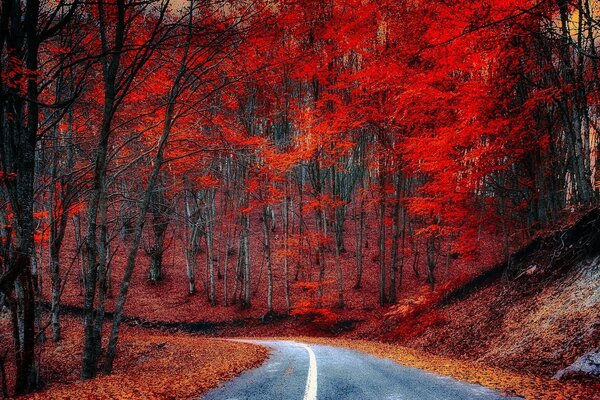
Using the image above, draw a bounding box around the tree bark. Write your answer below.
[262,205,273,315]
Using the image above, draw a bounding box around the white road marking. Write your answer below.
[298,343,318,400]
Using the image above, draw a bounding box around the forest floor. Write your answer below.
[0,315,268,400]
[44,207,506,325]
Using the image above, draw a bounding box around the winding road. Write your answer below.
[201,340,522,400]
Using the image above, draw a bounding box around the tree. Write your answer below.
[0,0,79,393]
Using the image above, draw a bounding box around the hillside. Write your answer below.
[378,209,600,380]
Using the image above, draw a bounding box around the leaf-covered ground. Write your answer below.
[296,337,600,400]
[376,213,600,383]
[396,261,600,376]
[4,317,268,400]
[45,213,504,325]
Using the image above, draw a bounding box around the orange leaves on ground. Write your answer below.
[383,277,471,338]
[21,322,268,400]
[290,303,339,332]
[292,282,322,291]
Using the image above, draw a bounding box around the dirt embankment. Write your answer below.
[384,209,600,379]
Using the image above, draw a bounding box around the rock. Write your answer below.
[525,265,538,276]
[553,348,600,380]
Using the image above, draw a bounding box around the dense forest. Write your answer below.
[1,0,599,397]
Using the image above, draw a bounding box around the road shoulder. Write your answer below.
[292,337,598,400]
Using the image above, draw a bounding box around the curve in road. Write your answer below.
[201,340,522,400]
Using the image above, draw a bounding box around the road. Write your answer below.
[201,340,523,400]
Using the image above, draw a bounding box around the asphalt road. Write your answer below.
[201,340,523,400]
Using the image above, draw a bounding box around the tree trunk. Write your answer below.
[242,207,251,309]
[354,188,365,289]
[148,216,168,282]
[389,172,402,304]
[13,268,36,395]
[206,189,216,306]
[184,191,199,295]
[103,10,189,368]
[148,179,170,282]
[557,0,594,205]
[378,169,387,306]
[81,0,126,378]
[426,236,436,290]
[0,349,8,399]
[103,88,177,374]
[262,205,273,315]
[282,183,291,313]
